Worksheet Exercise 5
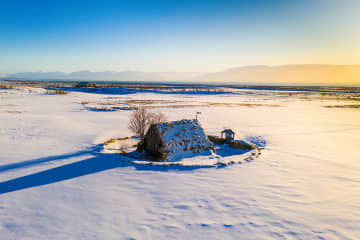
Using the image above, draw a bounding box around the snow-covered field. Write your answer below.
[0,86,359,239]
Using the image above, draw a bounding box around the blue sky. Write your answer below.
[1,0,359,73]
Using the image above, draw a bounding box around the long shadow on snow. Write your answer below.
[0,147,217,195]
[0,149,94,174]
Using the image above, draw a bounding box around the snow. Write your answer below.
[0,87,360,239]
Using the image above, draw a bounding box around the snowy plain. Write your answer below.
[0,86,359,239]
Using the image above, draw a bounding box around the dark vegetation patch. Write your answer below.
[324,104,360,109]
[6,110,24,114]
[297,92,360,102]
[208,135,254,150]
[207,135,226,145]
[229,141,254,150]
[0,84,15,89]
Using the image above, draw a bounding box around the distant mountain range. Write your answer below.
[198,65,360,85]
[1,71,204,82]
[2,65,360,85]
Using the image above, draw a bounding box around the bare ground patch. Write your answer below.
[0,104,25,114]
[207,102,281,107]
[6,110,25,114]
[0,104,17,107]
[297,92,360,102]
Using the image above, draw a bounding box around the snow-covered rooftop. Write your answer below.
[153,119,214,161]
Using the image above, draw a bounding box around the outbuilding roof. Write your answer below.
[221,129,235,134]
